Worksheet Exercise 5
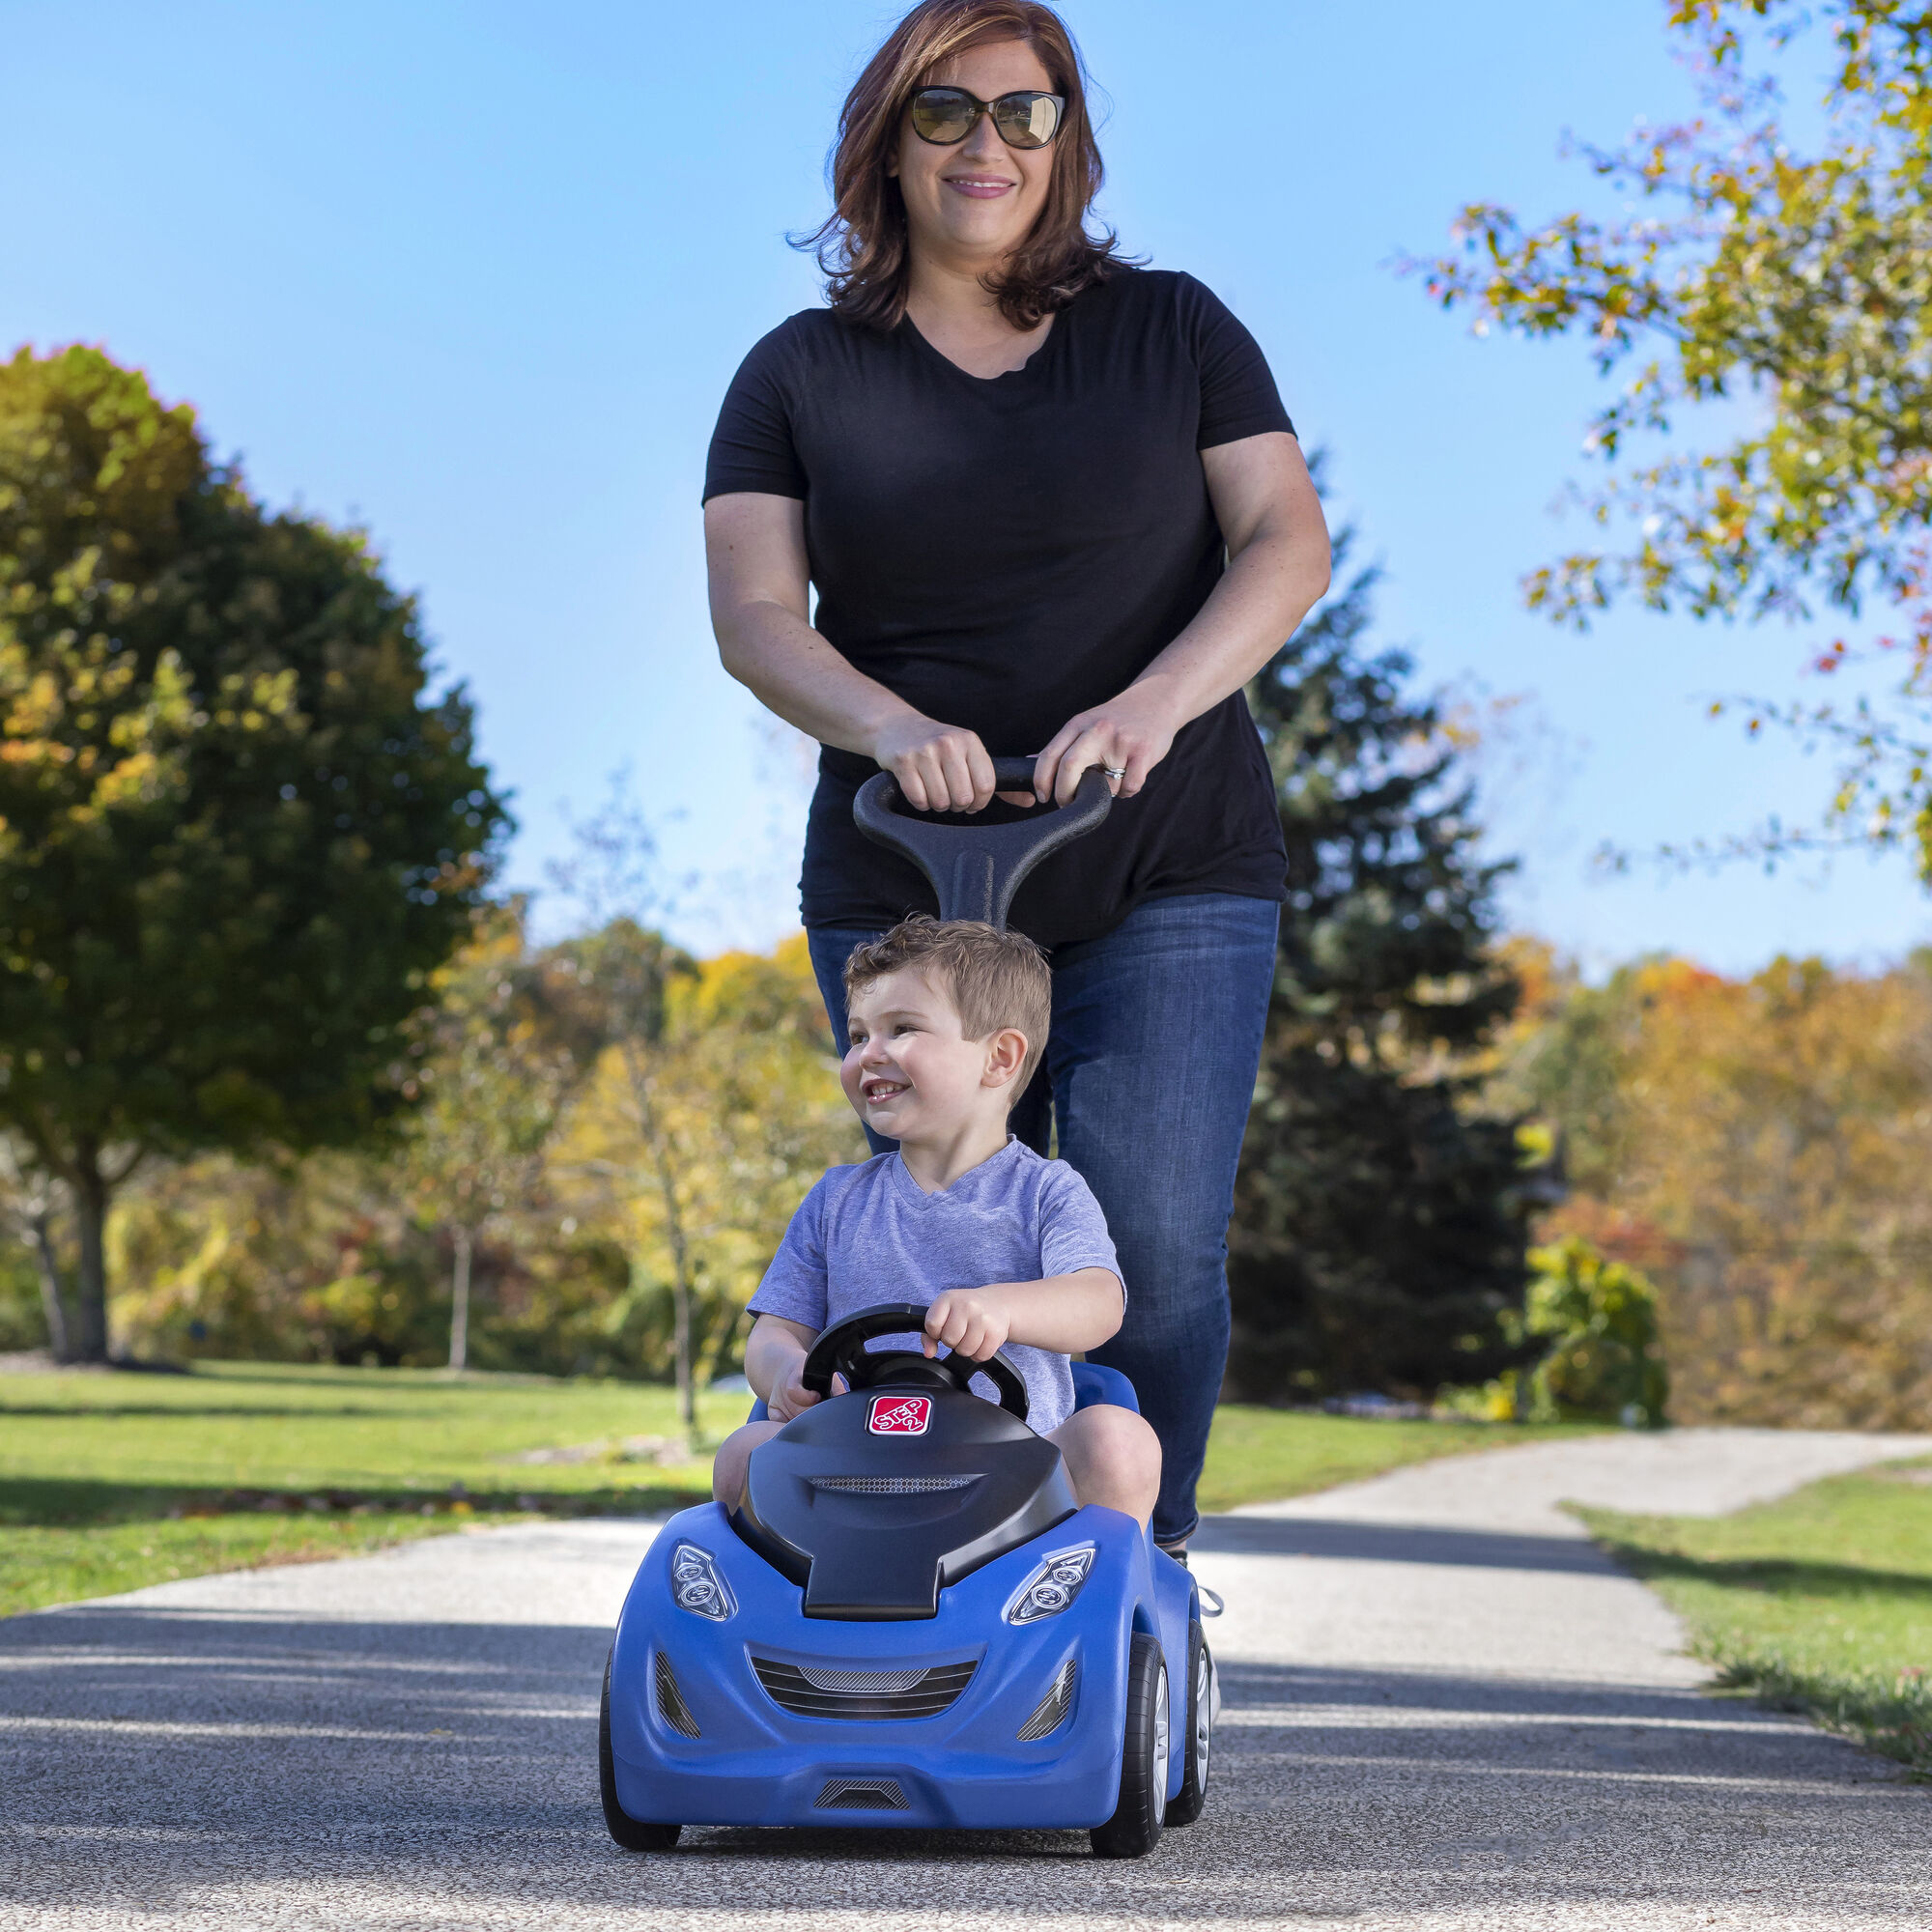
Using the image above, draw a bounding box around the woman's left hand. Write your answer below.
[1032,682,1182,806]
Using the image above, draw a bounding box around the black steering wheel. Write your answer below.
[800,1301,1030,1423]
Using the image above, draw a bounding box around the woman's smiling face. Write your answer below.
[890,37,1059,270]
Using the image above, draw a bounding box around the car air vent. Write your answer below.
[815,1777,909,1810]
[1017,1657,1077,1741]
[808,1474,980,1494]
[653,1649,699,1739]
[752,1656,978,1720]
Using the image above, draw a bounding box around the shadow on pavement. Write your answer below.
[1191,1512,1613,1575]
[5,1597,1927,1926]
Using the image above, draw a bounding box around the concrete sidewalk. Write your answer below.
[3,1429,1928,1929]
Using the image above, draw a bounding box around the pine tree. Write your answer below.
[1226,521,1531,1403]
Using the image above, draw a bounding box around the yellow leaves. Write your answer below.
[0,632,194,831]
[0,737,73,768]
[1528,950,1932,1425]
[548,932,860,1361]
[212,665,302,734]
[88,747,181,812]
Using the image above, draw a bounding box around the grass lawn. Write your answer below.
[0,1360,747,1619]
[3,1360,1583,1617]
[1582,1459,1932,1776]
[1197,1405,1593,1514]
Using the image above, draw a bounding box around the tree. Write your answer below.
[90,923,850,1381]
[1226,522,1535,1403]
[1505,949,1932,1427]
[541,791,708,1433]
[554,931,860,1438]
[1520,1236,1669,1425]
[0,1133,71,1360]
[400,905,577,1372]
[0,345,506,1359]
[1417,0,1932,870]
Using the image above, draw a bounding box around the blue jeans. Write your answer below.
[807,893,1279,1546]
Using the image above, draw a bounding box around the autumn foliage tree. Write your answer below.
[553,929,859,1439]
[1503,948,1932,1427]
[0,346,505,1359]
[1418,0,1932,869]
[400,905,578,1372]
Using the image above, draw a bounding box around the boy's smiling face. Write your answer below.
[839,966,1026,1144]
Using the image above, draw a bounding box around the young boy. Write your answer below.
[710,916,1161,1523]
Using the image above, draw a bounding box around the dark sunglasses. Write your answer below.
[908,86,1065,150]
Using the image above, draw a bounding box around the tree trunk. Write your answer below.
[671,1257,695,1440]
[448,1224,473,1373]
[29,1208,71,1364]
[71,1153,110,1364]
[627,1045,697,1443]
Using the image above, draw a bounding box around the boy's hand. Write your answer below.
[923,1290,1012,1366]
[768,1355,845,1423]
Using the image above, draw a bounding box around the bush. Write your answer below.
[1449,1236,1667,1424]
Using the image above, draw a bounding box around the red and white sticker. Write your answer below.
[867,1394,932,1436]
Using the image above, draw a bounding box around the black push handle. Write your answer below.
[989,754,1051,792]
[801,1299,1030,1420]
[852,756,1112,931]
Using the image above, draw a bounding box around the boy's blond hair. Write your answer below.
[842,916,1052,1094]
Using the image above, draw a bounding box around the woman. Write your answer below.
[703,0,1330,1554]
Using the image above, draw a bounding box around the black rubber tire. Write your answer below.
[1164,1620,1212,1827]
[599,1652,681,1852]
[1091,1631,1169,1859]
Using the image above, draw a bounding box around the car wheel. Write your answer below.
[1164,1620,1212,1826]
[599,1651,681,1852]
[1091,1631,1169,1859]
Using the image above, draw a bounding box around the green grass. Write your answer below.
[2,1360,1591,1616]
[1582,1459,1932,1775]
[0,1360,747,1618]
[4,1510,473,1612]
[1196,1404,1597,1514]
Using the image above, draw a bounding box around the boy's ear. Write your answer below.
[981,1026,1030,1090]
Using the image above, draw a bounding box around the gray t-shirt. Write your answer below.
[748,1139,1122,1435]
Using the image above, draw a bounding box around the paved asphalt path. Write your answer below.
[5,1428,1930,1930]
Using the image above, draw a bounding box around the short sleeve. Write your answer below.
[747,1174,833,1325]
[702,323,809,504]
[1179,274,1296,452]
[1037,1163,1125,1300]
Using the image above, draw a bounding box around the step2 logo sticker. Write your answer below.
[867,1394,932,1436]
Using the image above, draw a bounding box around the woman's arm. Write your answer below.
[705,492,1008,814]
[1032,432,1331,804]
[921,1267,1125,1363]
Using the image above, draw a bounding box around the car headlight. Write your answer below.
[1006,1545,1094,1625]
[669,1542,736,1621]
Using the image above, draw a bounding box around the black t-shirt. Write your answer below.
[703,267,1294,948]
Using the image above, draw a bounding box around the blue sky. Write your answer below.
[8,0,1922,974]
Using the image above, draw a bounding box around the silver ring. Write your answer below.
[1102,765,1126,780]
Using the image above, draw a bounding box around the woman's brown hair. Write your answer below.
[802,0,1129,331]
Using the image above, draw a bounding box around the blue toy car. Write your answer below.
[599,1305,1217,1858]
[598,758,1217,1859]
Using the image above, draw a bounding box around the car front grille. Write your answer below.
[807,1474,980,1495]
[815,1777,909,1809]
[751,1655,978,1720]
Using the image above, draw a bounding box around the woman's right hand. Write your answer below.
[867,713,1004,814]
